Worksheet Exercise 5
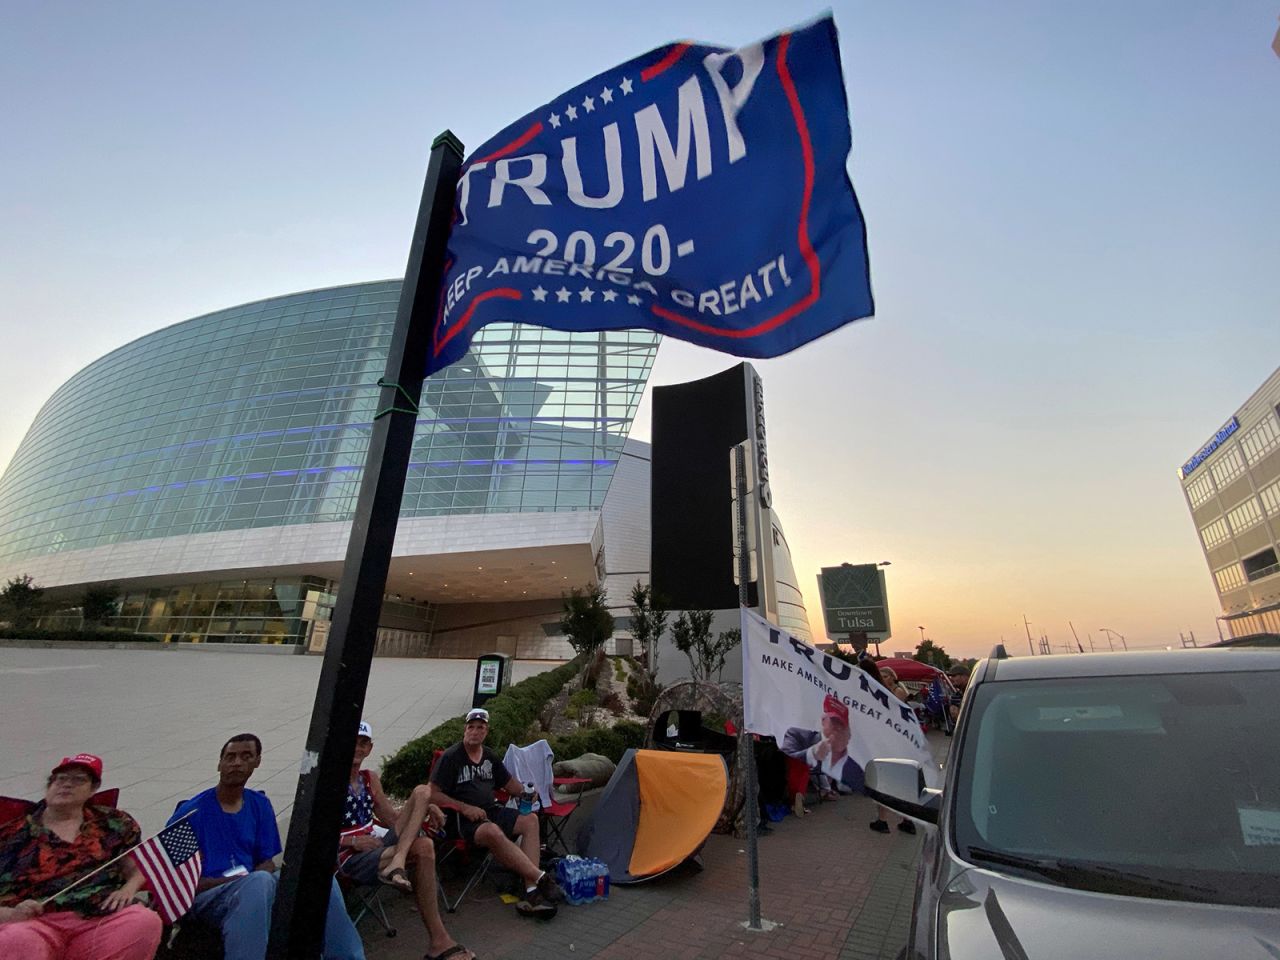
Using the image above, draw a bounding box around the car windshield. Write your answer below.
[951,669,1280,908]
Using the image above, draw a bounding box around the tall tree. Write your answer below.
[560,583,615,683]
[0,575,45,631]
[81,584,121,627]
[628,581,669,682]
[914,638,953,670]
[671,610,740,682]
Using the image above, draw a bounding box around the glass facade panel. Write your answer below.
[0,281,659,564]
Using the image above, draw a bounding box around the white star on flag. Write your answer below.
[620,76,633,95]
[565,104,578,121]
[600,86,613,104]
[602,290,618,303]
[582,94,595,113]
[532,286,548,302]
[548,113,560,129]
[556,288,571,303]
[579,287,594,302]
[627,294,642,305]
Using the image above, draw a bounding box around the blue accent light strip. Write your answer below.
[51,459,620,512]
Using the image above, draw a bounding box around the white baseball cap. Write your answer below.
[465,708,490,724]
[357,720,373,739]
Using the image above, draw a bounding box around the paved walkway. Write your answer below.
[0,647,551,833]
[361,784,930,960]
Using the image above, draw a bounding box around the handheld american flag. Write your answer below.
[131,816,202,924]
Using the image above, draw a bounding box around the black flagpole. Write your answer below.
[267,130,464,959]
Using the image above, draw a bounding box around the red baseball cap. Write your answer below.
[822,695,849,726]
[52,753,103,781]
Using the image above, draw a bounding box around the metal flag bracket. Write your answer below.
[373,378,420,420]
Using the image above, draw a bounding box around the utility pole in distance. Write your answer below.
[1023,614,1035,656]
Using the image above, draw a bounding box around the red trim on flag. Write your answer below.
[433,289,523,356]
[648,31,821,339]
[473,122,544,164]
[641,43,692,82]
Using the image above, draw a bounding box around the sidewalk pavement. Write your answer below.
[0,648,551,834]
[363,790,924,960]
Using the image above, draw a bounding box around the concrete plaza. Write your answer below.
[0,645,551,834]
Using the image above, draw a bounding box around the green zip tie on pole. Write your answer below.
[373,378,419,420]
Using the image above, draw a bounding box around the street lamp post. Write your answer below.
[1099,627,1126,651]
[917,625,925,646]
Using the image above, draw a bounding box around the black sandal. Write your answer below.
[377,866,413,893]
[425,945,475,960]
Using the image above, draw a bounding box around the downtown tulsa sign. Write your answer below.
[426,16,875,375]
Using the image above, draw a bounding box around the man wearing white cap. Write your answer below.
[429,708,564,918]
[339,722,472,960]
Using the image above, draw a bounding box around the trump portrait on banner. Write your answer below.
[782,694,864,796]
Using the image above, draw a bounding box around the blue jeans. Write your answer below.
[190,871,364,960]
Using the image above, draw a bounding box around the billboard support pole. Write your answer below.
[266,130,464,959]
[734,442,763,931]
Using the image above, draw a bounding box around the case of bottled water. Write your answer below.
[555,855,610,904]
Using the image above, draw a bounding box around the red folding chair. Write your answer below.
[426,749,494,914]
[540,777,590,857]
[1,788,120,825]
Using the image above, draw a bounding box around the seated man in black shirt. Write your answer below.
[428,708,564,918]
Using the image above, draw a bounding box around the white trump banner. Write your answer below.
[741,608,940,790]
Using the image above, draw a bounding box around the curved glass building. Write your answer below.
[0,279,809,654]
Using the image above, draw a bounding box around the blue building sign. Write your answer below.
[1181,417,1239,479]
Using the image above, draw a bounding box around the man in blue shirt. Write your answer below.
[170,733,363,960]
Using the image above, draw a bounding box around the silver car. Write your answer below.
[866,649,1280,959]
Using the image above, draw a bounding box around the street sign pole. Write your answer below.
[267,131,464,959]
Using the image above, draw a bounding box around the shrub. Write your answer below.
[0,627,163,643]
[600,690,624,715]
[548,721,645,766]
[380,657,581,798]
[568,689,599,709]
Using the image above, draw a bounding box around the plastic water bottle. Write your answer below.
[589,858,610,902]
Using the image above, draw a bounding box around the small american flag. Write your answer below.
[131,816,202,924]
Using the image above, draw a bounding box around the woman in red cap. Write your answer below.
[0,753,161,960]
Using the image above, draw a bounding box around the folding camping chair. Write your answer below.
[339,870,397,938]
[427,749,494,914]
[500,739,587,859]
[541,777,590,857]
[1,788,120,824]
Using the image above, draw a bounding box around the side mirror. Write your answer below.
[865,758,942,825]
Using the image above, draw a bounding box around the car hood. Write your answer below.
[937,868,1280,960]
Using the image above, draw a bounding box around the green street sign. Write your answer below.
[818,564,890,636]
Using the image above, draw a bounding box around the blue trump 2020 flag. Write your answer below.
[427,15,873,376]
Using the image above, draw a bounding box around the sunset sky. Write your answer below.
[2,2,1277,658]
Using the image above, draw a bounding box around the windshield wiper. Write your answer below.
[1055,861,1216,901]
[966,848,1217,902]
[966,847,1068,882]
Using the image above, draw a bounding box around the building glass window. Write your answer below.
[1209,447,1246,488]
[1261,479,1280,518]
[1199,517,1230,550]
[1213,563,1245,593]
[0,282,659,565]
[1185,473,1215,508]
[1226,497,1264,535]
[1239,414,1280,466]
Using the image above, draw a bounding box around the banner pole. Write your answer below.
[734,442,763,931]
[266,130,464,959]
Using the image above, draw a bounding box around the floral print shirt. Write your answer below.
[0,802,141,916]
